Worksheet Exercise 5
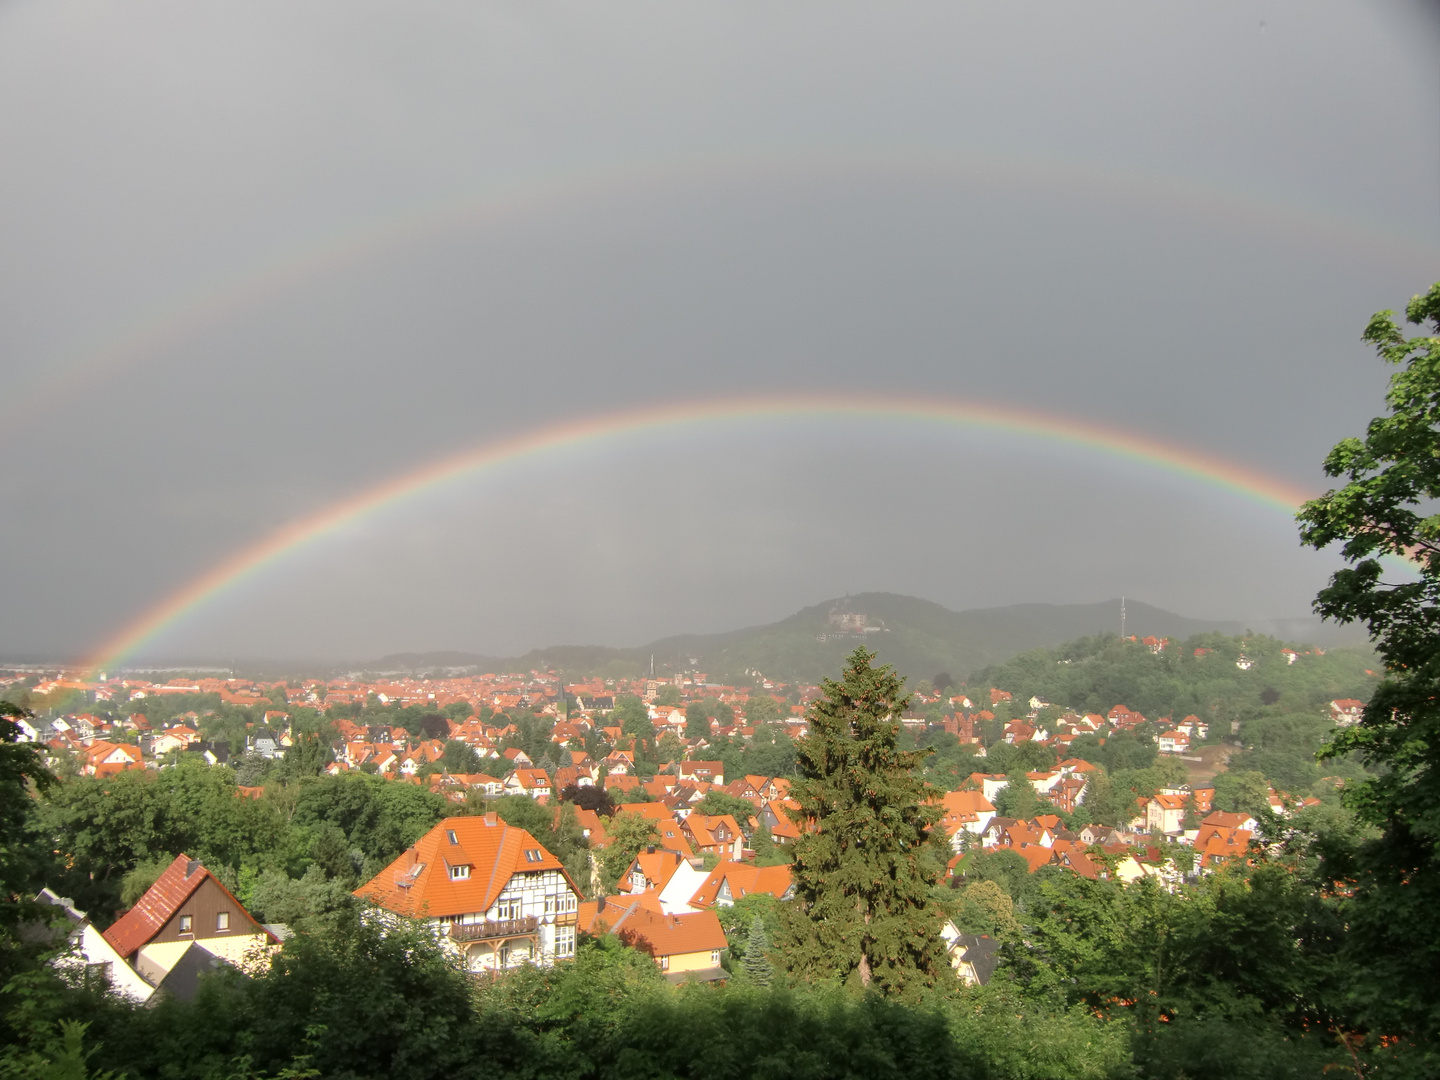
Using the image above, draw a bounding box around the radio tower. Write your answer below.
[1120,596,1127,639]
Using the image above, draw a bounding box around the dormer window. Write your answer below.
[450,864,470,880]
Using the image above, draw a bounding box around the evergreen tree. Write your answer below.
[778,647,948,996]
[742,913,774,986]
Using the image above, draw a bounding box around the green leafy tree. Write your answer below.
[655,730,684,763]
[993,774,1044,820]
[1213,769,1271,817]
[686,698,733,739]
[279,732,333,780]
[745,693,782,723]
[598,811,660,894]
[438,740,482,774]
[743,722,797,777]
[0,703,55,911]
[778,647,947,996]
[694,791,758,825]
[1296,282,1440,1051]
[653,685,682,708]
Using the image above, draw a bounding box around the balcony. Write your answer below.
[447,916,538,942]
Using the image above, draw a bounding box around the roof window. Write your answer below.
[446,829,459,845]
[524,849,543,863]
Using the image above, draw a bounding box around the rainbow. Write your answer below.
[81,393,1324,673]
[8,146,1438,438]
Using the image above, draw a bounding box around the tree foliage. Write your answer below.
[779,647,947,996]
[1296,283,1440,1055]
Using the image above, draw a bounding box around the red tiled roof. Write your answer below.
[688,860,793,908]
[354,815,578,919]
[102,854,268,958]
[584,896,727,958]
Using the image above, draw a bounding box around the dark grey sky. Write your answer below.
[1,1,1437,663]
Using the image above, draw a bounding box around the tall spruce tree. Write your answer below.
[778,647,948,995]
[742,913,775,986]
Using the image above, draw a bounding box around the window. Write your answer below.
[524,849,543,863]
[446,829,459,845]
[711,949,721,965]
[495,899,520,921]
[178,914,192,935]
[554,925,576,958]
[450,864,470,880]
[544,893,578,915]
[216,911,230,931]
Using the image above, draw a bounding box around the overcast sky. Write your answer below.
[1,1,1437,665]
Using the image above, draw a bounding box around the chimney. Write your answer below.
[646,845,655,854]
[484,812,498,826]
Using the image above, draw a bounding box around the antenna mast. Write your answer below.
[1121,596,1127,639]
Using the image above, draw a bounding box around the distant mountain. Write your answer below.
[365,593,1244,685]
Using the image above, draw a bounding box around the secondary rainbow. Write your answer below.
[8,146,1437,439]
[82,393,1322,674]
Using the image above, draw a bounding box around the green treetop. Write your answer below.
[1296,283,1440,1047]
[742,913,775,986]
[778,647,948,996]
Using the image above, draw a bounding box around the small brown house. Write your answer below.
[102,854,274,962]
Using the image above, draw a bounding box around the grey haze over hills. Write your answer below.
[363,593,1369,685]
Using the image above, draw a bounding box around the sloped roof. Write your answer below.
[354,815,578,919]
[688,860,793,908]
[102,854,266,959]
[621,848,684,893]
[584,896,726,957]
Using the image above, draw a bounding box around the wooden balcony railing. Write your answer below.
[447,916,538,942]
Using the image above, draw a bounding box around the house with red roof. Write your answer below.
[81,741,145,777]
[580,895,727,981]
[1157,730,1191,754]
[355,813,583,971]
[687,860,794,909]
[102,855,277,986]
[677,760,724,786]
[1330,699,1365,727]
[681,813,745,860]
[618,847,713,915]
[935,789,997,850]
[1144,792,1188,835]
[503,767,553,801]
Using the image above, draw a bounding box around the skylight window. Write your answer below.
[446,829,458,845]
[524,849,543,863]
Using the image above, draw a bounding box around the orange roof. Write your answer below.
[102,854,270,958]
[1013,844,1055,872]
[614,802,673,821]
[583,896,727,958]
[688,860,793,908]
[354,815,577,919]
[620,848,685,893]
